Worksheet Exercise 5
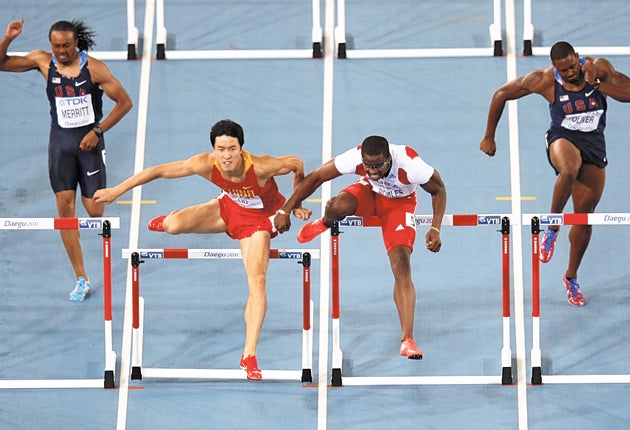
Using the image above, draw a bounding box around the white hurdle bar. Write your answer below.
[122,248,319,382]
[528,213,630,385]
[523,0,630,57]
[329,214,513,387]
[0,217,120,389]
[334,0,503,59]
[154,0,322,59]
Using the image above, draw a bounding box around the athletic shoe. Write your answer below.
[240,354,262,380]
[539,228,558,263]
[297,218,328,243]
[399,338,423,360]
[69,277,90,302]
[147,215,166,232]
[562,274,585,307]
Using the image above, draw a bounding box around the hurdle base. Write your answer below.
[131,366,143,381]
[501,367,513,385]
[312,42,322,58]
[337,43,347,59]
[104,370,115,389]
[523,40,533,56]
[157,44,166,60]
[331,368,342,387]
[493,40,503,56]
[531,366,542,385]
[127,44,137,60]
[301,368,312,383]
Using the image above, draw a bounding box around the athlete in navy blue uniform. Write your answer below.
[480,41,630,306]
[0,19,132,301]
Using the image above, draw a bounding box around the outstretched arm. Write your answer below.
[420,169,447,253]
[93,155,204,204]
[274,158,342,232]
[480,68,549,156]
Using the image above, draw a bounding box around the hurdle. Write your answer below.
[522,0,630,56]
[122,247,318,382]
[333,0,503,59]
[527,212,630,385]
[154,0,322,59]
[328,214,513,387]
[0,217,120,389]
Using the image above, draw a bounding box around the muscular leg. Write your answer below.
[548,139,582,222]
[388,246,416,341]
[322,192,359,226]
[56,190,89,280]
[566,164,605,278]
[162,199,227,234]
[239,231,271,357]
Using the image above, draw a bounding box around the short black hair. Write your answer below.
[550,41,576,61]
[210,119,244,147]
[360,135,390,157]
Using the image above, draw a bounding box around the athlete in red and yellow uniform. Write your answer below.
[94,120,309,380]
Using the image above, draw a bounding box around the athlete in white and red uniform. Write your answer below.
[94,119,309,380]
[275,135,447,360]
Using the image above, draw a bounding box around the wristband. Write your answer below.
[277,209,288,215]
[430,226,441,234]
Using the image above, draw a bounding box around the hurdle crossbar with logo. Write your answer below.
[122,248,318,382]
[0,218,119,389]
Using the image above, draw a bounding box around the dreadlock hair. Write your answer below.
[49,19,97,52]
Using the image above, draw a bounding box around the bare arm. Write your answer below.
[274,158,342,231]
[480,68,551,156]
[93,154,208,204]
[583,57,630,102]
[79,57,133,151]
[420,169,447,253]
[0,19,49,73]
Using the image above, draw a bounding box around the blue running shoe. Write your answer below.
[69,277,90,302]
[539,228,558,263]
[562,274,585,306]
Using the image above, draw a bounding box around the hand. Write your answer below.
[581,57,598,85]
[424,228,442,253]
[292,207,312,221]
[274,212,291,234]
[79,130,99,151]
[480,137,497,157]
[93,188,117,205]
[5,19,24,40]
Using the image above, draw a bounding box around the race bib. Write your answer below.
[561,110,603,132]
[55,94,95,128]
[225,192,264,209]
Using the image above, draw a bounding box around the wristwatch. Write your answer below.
[92,125,104,137]
[592,77,601,90]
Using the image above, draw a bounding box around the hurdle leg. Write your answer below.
[330,222,343,386]
[500,217,513,384]
[530,217,543,384]
[130,253,144,380]
[101,221,116,388]
[300,253,314,382]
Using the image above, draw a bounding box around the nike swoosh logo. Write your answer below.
[86,170,100,176]
[75,80,87,86]
[585,90,595,97]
